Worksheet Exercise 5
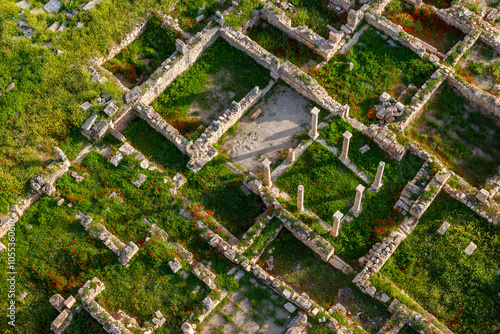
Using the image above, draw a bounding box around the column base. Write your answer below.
[308,130,319,140]
[370,183,383,192]
[350,204,362,217]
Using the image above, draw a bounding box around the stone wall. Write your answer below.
[363,124,408,161]
[447,74,500,118]
[435,5,475,35]
[96,19,148,65]
[398,70,446,131]
[365,13,428,58]
[260,3,338,60]
[139,25,220,105]
[219,25,346,115]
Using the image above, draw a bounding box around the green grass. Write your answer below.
[167,0,228,33]
[122,118,190,177]
[385,0,465,53]
[407,82,500,187]
[103,13,181,87]
[286,0,349,37]
[224,0,264,28]
[399,325,420,334]
[380,192,500,334]
[0,0,182,213]
[276,117,423,263]
[151,38,270,137]
[247,20,324,67]
[309,28,436,124]
[180,156,266,238]
[260,229,390,333]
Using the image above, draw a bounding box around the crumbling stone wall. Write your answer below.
[260,3,338,60]
[447,74,500,118]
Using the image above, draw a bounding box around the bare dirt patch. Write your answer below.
[221,83,313,172]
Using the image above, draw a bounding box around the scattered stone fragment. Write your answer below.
[80,101,92,111]
[464,242,477,256]
[47,21,59,32]
[103,101,118,117]
[475,189,489,203]
[359,144,370,154]
[284,302,297,313]
[132,173,147,188]
[110,152,123,167]
[5,82,16,93]
[19,291,28,301]
[15,1,32,10]
[436,221,450,235]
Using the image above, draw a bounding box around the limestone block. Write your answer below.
[182,323,195,334]
[203,296,215,311]
[50,310,73,333]
[132,173,146,188]
[63,296,76,309]
[173,173,187,188]
[464,242,477,255]
[168,258,182,273]
[118,142,135,156]
[47,21,59,32]
[81,113,97,132]
[15,1,32,10]
[436,221,450,235]
[49,294,65,312]
[80,101,92,111]
[103,101,118,117]
[476,189,489,203]
[284,302,297,313]
[43,0,62,14]
[380,92,391,102]
[110,152,123,167]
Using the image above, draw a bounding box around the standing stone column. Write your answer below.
[309,107,320,140]
[288,148,295,163]
[340,131,353,161]
[415,0,423,9]
[372,161,386,190]
[351,184,365,215]
[297,185,305,212]
[331,211,344,237]
[262,158,272,187]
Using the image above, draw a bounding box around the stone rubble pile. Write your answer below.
[375,92,405,125]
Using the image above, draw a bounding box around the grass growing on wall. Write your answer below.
[224,0,264,28]
[308,28,435,125]
[380,192,500,334]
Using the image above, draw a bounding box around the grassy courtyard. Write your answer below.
[180,156,266,238]
[276,117,423,263]
[247,20,324,68]
[384,0,465,53]
[151,38,270,140]
[260,229,390,333]
[380,192,500,334]
[456,39,500,95]
[407,82,500,187]
[308,28,435,124]
[103,13,181,88]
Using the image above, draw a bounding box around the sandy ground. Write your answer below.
[221,84,313,172]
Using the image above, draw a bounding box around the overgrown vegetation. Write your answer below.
[180,156,266,237]
[166,0,229,33]
[407,82,500,187]
[151,38,270,138]
[385,0,465,53]
[0,0,179,213]
[243,217,282,258]
[380,192,500,334]
[103,13,180,87]
[285,0,349,37]
[247,20,324,67]
[308,28,435,124]
[224,0,264,28]
[260,229,390,333]
[0,149,239,333]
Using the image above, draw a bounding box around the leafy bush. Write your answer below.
[468,61,486,75]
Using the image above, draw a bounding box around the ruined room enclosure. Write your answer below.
[103,14,184,89]
[384,0,465,54]
[220,82,316,173]
[309,28,436,124]
[259,229,391,333]
[198,271,291,334]
[274,125,423,263]
[379,192,500,334]
[407,81,500,187]
[283,0,365,37]
[456,39,500,94]
[150,38,270,141]
[246,19,325,68]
